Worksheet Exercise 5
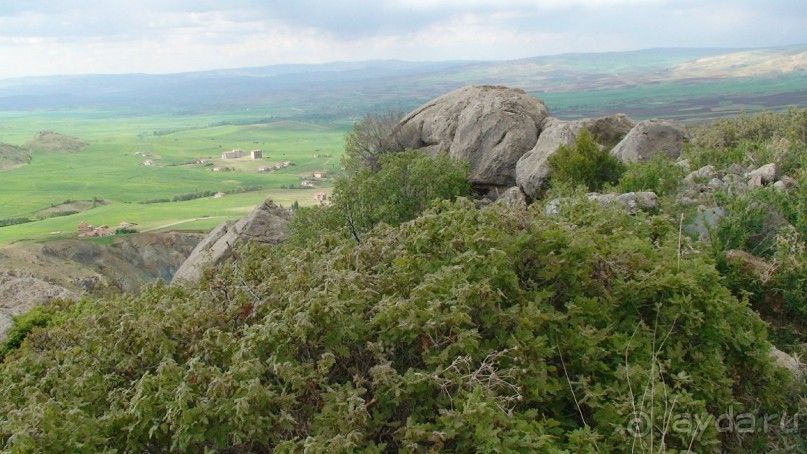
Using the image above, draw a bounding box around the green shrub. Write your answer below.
[0,307,54,361]
[0,200,793,452]
[548,129,625,192]
[709,175,807,341]
[687,108,807,175]
[290,150,470,243]
[618,155,685,196]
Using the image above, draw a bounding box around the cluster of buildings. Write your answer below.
[221,149,263,160]
[77,221,136,238]
[258,161,294,173]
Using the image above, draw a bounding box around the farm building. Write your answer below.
[221,149,245,160]
[250,150,263,159]
[301,181,315,188]
[143,160,155,166]
[313,170,329,179]
[214,192,226,198]
[314,192,327,203]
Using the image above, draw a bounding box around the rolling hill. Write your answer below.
[0,46,804,121]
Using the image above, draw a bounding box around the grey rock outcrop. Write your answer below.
[611,119,689,164]
[773,175,798,193]
[515,114,635,198]
[0,274,76,342]
[395,85,549,190]
[172,200,291,284]
[494,186,528,209]
[725,249,775,283]
[684,165,716,184]
[745,163,776,188]
[546,191,658,216]
[770,348,804,381]
[515,118,583,198]
[580,113,636,148]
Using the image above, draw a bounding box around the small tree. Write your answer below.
[290,150,470,244]
[343,109,413,174]
[548,129,624,192]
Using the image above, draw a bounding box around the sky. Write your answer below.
[0,0,805,79]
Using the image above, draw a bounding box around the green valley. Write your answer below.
[0,112,348,244]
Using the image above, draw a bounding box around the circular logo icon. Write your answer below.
[625,411,652,438]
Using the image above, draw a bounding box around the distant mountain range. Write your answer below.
[0,45,804,121]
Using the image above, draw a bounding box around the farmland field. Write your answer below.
[0,110,348,244]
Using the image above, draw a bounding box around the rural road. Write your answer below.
[141,216,227,233]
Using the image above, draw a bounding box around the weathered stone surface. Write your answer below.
[579,113,635,148]
[770,348,804,381]
[0,274,76,342]
[773,175,799,193]
[546,191,657,216]
[725,249,775,283]
[515,114,635,198]
[172,200,291,285]
[611,119,689,164]
[396,85,549,188]
[494,186,528,209]
[587,191,658,214]
[745,163,776,188]
[685,206,727,241]
[515,118,582,198]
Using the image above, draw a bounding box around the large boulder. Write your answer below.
[580,113,635,148]
[515,114,635,198]
[172,200,291,285]
[395,85,549,190]
[611,119,689,164]
[515,118,583,198]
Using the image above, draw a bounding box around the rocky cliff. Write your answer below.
[0,232,203,341]
[172,200,292,285]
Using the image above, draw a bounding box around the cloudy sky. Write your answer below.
[1,0,805,79]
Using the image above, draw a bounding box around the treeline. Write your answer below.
[0,217,32,228]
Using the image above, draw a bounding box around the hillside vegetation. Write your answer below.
[0,143,29,172]
[0,108,805,451]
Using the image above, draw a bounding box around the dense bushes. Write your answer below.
[290,150,470,243]
[681,110,807,346]
[0,307,54,361]
[0,199,794,452]
[1,109,805,452]
[618,155,685,196]
[548,129,624,192]
[688,107,807,175]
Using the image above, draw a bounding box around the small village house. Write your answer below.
[221,149,245,160]
[314,192,327,203]
[313,170,329,179]
[214,192,226,198]
[143,159,155,166]
[250,150,263,159]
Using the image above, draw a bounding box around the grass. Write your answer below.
[0,110,346,244]
[0,188,329,245]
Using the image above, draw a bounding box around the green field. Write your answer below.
[0,111,348,244]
